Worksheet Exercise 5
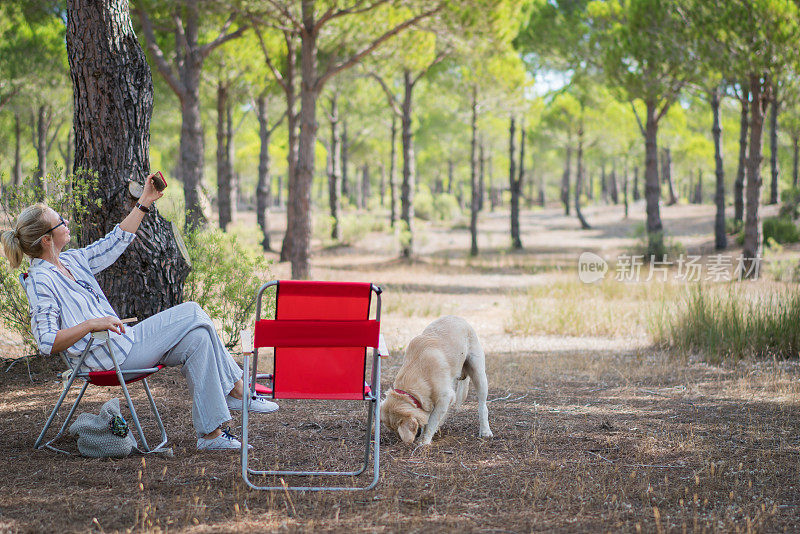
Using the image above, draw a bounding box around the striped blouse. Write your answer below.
[22,225,136,372]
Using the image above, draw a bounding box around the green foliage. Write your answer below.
[182,228,274,350]
[778,186,800,220]
[763,216,800,244]
[652,285,800,362]
[0,168,101,355]
[414,186,462,221]
[629,222,684,259]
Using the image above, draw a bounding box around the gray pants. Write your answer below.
[120,302,243,437]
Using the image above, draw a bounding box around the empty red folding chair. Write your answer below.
[241,280,387,491]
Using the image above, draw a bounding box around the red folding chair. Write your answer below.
[241,280,387,491]
[21,274,168,454]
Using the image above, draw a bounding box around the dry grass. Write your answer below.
[1,204,799,532]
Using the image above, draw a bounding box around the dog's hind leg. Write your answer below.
[419,391,454,445]
[467,349,493,439]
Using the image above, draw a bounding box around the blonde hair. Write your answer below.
[1,203,53,269]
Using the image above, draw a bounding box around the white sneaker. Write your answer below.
[197,428,252,451]
[226,394,279,413]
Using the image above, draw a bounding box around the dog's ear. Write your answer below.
[398,418,419,444]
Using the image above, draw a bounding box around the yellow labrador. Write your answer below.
[381,316,493,445]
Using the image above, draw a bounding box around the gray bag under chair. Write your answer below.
[69,398,138,458]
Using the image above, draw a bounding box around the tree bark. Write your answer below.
[328,93,341,239]
[769,96,779,205]
[470,87,479,256]
[389,115,398,227]
[742,74,768,278]
[34,104,51,193]
[711,87,727,250]
[575,114,591,230]
[278,35,298,262]
[256,93,273,251]
[400,69,416,258]
[644,100,664,256]
[735,89,749,223]
[561,139,571,215]
[67,0,190,319]
[694,170,703,204]
[216,81,232,230]
[511,119,523,248]
[13,111,22,186]
[633,165,640,201]
[609,161,619,204]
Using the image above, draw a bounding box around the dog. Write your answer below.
[380,315,493,445]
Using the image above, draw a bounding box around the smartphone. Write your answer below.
[151,171,167,191]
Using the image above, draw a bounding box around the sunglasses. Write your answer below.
[44,216,67,235]
[76,279,103,303]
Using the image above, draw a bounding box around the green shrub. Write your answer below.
[725,218,743,235]
[183,228,274,350]
[0,168,101,356]
[414,186,436,221]
[763,216,800,244]
[778,186,800,219]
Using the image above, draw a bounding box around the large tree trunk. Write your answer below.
[470,87,479,256]
[561,140,571,215]
[575,115,591,230]
[256,93,273,251]
[511,119,523,248]
[769,96,780,205]
[289,4,320,279]
[742,74,768,278]
[67,0,190,319]
[644,100,664,256]
[400,69,416,258]
[711,88,727,250]
[735,90,749,223]
[662,148,677,205]
[13,112,22,186]
[389,115,398,227]
[328,93,341,239]
[216,82,232,230]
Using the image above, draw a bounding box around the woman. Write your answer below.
[2,173,277,451]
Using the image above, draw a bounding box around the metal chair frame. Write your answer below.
[241,280,385,491]
[34,330,168,454]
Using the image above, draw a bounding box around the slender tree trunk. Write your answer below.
[470,87,479,256]
[769,96,780,205]
[341,120,349,202]
[256,93,273,251]
[13,112,22,186]
[389,115,398,227]
[662,148,677,205]
[361,163,370,209]
[623,158,629,219]
[400,69,416,258]
[479,138,486,211]
[35,104,50,193]
[633,165,640,201]
[601,163,607,203]
[742,74,768,278]
[67,0,189,318]
[735,90,749,223]
[644,100,664,256]
[509,121,525,250]
[227,99,237,221]
[379,163,386,206]
[561,140,571,215]
[538,173,545,207]
[793,135,799,188]
[575,114,591,230]
[279,39,298,262]
[328,93,341,239]
[694,170,703,204]
[711,88,727,250]
[216,82,232,230]
[609,161,619,204]
[289,4,320,279]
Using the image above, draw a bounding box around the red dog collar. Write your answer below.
[393,389,422,409]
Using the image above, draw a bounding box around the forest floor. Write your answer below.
[1,201,799,533]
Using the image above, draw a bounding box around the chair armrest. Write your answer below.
[378,334,389,359]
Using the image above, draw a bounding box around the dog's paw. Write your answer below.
[480,429,494,439]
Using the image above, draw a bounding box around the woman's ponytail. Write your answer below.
[1,203,51,269]
[1,229,24,269]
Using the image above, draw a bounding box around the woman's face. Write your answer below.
[43,208,70,253]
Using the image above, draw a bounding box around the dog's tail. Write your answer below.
[453,376,470,409]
